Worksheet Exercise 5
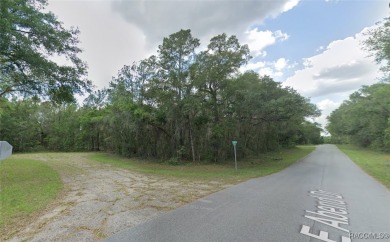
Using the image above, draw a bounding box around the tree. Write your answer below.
[158,29,200,101]
[226,72,320,153]
[0,99,41,152]
[296,121,323,145]
[0,29,322,161]
[157,29,200,161]
[327,83,390,151]
[0,0,91,103]
[192,34,251,162]
[364,16,390,79]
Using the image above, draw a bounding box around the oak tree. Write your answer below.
[0,0,91,103]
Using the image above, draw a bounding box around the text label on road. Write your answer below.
[300,190,351,242]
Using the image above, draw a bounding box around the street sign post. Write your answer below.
[232,140,237,171]
[0,141,13,161]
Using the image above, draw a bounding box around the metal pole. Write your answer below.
[234,144,237,171]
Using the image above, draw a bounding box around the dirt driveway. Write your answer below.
[6,153,229,241]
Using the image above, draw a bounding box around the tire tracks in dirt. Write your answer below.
[4,153,229,242]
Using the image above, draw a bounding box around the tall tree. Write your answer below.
[158,29,200,100]
[0,0,91,103]
[192,34,251,161]
[157,30,200,161]
[364,16,390,79]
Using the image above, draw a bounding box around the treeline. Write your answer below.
[327,16,390,152]
[0,30,321,162]
[327,83,390,151]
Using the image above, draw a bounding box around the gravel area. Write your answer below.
[4,153,229,241]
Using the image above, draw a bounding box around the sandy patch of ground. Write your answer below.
[4,153,229,241]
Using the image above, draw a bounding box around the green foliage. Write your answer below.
[0,99,41,152]
[364,16,390,80]
[0,0,91,103]
[296,121,323,145]
[0,157,62,228]
[0,98,107,152]
[165,157,180,166]
[327,83,390,151]
[1,29,320,161]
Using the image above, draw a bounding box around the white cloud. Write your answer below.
[316,46,324,52]
[245,29,289,58]
[47,1,149,89]
[282,0,300,12]
[240,61,266,73]
[47,0,300,90]
[242,57,292,80]
[282,26,382,132]
[274,30,290,41]
[283,27,380,99]
[275,58,288,70]
[260,58,290,78]
[112,0,299,46]
[317,99,339,112]
[313,99,340,132]
[259,67,277,77]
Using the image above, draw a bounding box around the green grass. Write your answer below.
[0,157,63,228]
[337,144,390,189]
[89,145,315,182]
[0,146,314,231]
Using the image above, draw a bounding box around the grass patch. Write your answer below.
[89,146,315,182]
[337,144,390,189]
[0,157,63,228]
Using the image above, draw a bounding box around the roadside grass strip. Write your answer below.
[337,145,390,189]
[0,157,63,229]
[89,146,315,182]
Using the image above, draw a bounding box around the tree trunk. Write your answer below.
[189,118,196,162]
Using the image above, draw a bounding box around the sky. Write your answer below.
[47,0,389,133]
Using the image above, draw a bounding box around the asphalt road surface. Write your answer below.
[104,145,390,242]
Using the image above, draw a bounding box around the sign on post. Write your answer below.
[232,140,237,171]
[0,141,13,160]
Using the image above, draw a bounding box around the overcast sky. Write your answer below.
[47,0,388,132]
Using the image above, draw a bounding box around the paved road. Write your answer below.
[104,145,390,242]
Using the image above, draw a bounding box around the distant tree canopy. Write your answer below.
[327,83,390,151]
[0,29,321,161]
[0,0,91,103]
[296,121,323,145]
